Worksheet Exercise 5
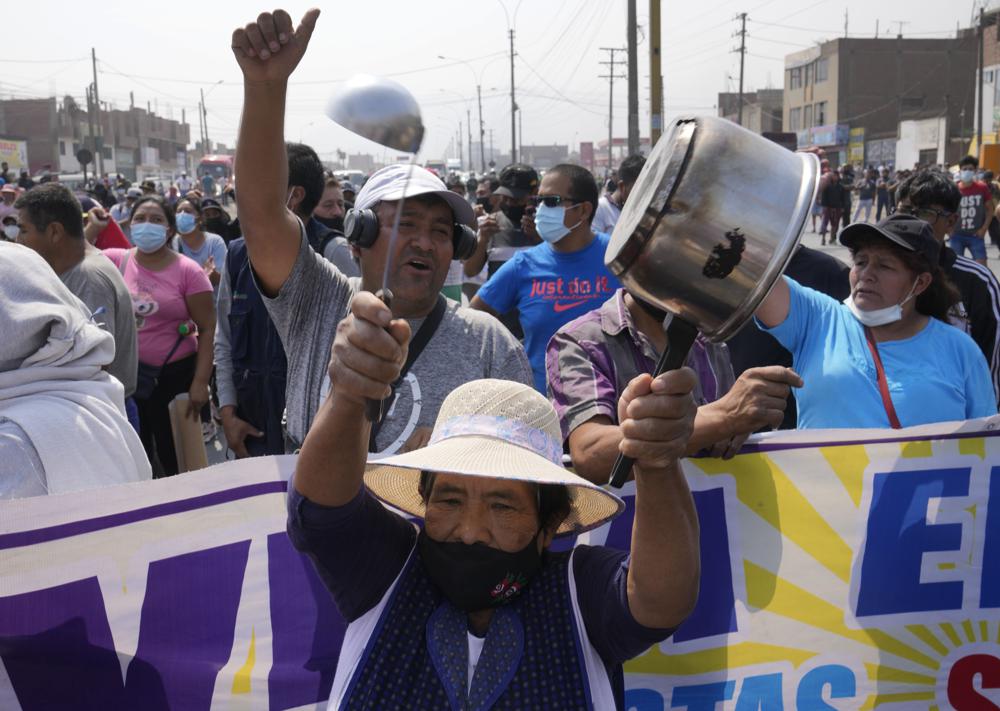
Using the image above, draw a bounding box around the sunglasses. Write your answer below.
[896,204,953,223]
[531,195,581,208]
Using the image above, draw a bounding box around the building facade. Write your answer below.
[0,97,190,180]
[717,89,784,135]
[783,36,977,168]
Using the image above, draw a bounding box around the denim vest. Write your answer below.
[225,238,287,456]
[339,549,595,710]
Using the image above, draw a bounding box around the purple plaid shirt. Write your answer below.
[546,289,735,441]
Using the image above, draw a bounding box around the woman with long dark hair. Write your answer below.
[756,213,995,428]
[104,195,216,475]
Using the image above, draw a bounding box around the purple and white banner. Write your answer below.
[2,417,1000,709]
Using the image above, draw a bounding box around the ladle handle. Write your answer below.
[608,318,700,489]
[365,289,394,425]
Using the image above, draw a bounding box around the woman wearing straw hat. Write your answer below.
[289,291,701,709]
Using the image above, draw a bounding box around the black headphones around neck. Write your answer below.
[344,206,478,261]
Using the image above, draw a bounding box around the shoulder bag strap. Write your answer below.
[116,247,134,278]
[863,326,902,429]
[369,295,448,451]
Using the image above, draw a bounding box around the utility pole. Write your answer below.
[458,121,464,166]
[200,88,210,153]
[650,0,663,145]
[477,85,486,172]
[844,9,848,37]
[600,47,627,176]
[467,108,473,172]
[488,128,495,167]
[627,0,639,154]
[509,29,517,163]
[198,95,205,154]
[519,110,523,160]
[735,13,748,127]
[181,108,187,172]
[978,6,985,154]
[85,85,96,180]
[91,48,104,175]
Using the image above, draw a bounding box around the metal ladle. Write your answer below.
[325,74,426,425]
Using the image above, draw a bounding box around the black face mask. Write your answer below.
[204,216,230,234]
[632,293,671,324]
[315,215,345,233]
[418,528,542,612]
[475,196,492,209]
[500,204,526,223]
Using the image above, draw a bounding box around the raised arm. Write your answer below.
[618,369,700,630]
[294,291,411,507]
[231,8,319,297]
[754,275,791,329]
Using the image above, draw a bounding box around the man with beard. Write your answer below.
[289,336,701,707]
[230,8,530,454]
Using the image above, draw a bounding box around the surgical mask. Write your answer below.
[961,170,976,183]
[534,203,581,244]
[417,529,542,612]
[500,203,526,223]
[131,222,169,253]
[843,279,919,327]
[2,224,17,241]
[175,212,198,235]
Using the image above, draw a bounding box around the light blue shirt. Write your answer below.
[174,232,227,298]
[758,276,996,429]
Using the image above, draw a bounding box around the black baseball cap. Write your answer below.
[201,197,224,211]
[493,163,539,199]
[839,213,941,267]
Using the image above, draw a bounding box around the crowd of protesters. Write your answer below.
[3,6,1000,707]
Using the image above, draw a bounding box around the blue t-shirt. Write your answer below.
[477,232,620,392]
[759,277,996,429]
[174,232,227,297]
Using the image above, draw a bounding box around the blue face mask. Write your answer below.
[131,222,169,253]
[175,212,197,235]
[534,203,582,244]
[960,169,976,183]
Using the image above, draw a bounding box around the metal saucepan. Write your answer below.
[605,115,819,487]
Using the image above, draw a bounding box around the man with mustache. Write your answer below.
[231,8,530,454]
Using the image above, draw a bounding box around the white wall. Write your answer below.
[896,117,948,169]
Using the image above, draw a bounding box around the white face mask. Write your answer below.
[842,279,919,327]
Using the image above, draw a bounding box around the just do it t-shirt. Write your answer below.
[105,248,212,366]
[476,231,620,393]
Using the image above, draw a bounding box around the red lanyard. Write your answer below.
[863,326,902,429]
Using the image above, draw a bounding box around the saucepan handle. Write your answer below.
[608,317,700,488]
[365,289,394,424]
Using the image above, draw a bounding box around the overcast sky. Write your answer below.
[1,0,991,167]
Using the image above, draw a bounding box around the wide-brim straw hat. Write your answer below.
[364,379,624,537]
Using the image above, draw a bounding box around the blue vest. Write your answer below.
[225,238,287,456]
[340,550,596,710]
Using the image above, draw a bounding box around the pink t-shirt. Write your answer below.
[105,248,212,365]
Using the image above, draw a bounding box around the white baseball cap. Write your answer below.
[354,164,475,228]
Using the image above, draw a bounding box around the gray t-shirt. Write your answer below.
[60,245,138,396]
[322,235,361,278]
[262,229,532,452]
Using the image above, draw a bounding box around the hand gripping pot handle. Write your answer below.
[608,318,699,488]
